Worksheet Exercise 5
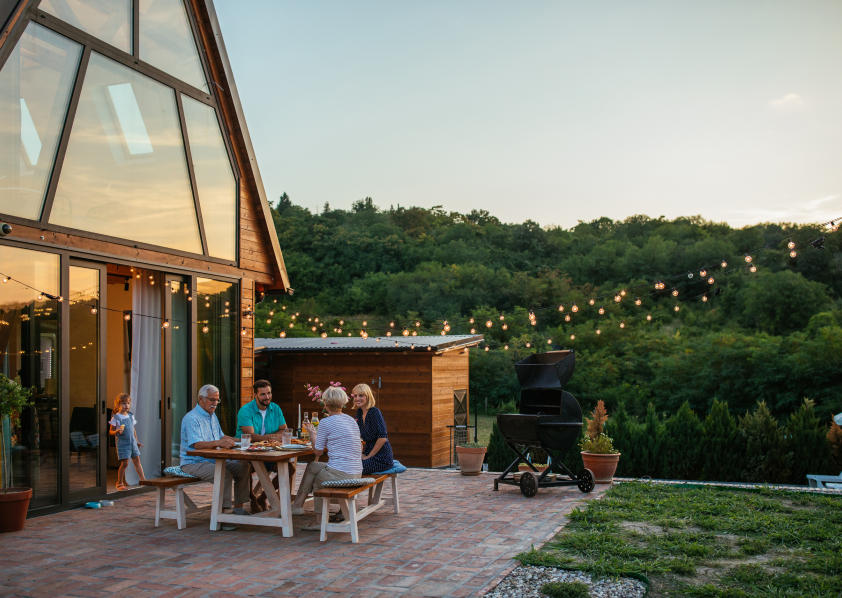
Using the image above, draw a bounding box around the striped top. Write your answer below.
[315,413,363,475]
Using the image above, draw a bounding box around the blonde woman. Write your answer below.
[291,386,362,530]
[353,384,394,475]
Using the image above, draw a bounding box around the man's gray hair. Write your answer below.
[199,384,220,400]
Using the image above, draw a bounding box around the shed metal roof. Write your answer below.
[254,335,484,353]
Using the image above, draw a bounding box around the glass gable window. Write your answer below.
[183,95,236,261]
[49,52,203,254]
[0,22,81,220]
[139,0,208,93]
[39,0,132,54]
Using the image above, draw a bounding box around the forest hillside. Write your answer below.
[255,194,842,422]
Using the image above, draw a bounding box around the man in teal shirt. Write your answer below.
[237,380,293,512]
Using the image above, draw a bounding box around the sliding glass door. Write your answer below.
[163,276,193,467]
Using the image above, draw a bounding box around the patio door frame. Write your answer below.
[64,258,108,503]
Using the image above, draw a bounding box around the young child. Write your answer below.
[109,393,145,491]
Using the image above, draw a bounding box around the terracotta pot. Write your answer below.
[580,452,621,483]
[0,488,32,533]
[455,446,487,476]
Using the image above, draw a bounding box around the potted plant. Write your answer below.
[455,442,487,476]
[0,373,34,533]
[580,400,621,483]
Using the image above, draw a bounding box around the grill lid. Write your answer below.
[514,350,575,389]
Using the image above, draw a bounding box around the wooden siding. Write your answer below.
[240,279,254,406]
[431,348,470,468]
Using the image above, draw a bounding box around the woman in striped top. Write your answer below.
[291,386,362,531]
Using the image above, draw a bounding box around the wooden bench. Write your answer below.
[313,474,397,543]
[139,477,212,529]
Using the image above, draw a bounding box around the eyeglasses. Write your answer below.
[202,397,222,404]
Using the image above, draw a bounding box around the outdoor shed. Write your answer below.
[254,335,484,468]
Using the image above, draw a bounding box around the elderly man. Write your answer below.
[237,379,295,512]
[181,384,251,519]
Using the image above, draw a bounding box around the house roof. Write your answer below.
[255,335,485,354]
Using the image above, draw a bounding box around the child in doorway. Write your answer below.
[109,393,145,491]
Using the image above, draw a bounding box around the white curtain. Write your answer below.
[127,272,161,484]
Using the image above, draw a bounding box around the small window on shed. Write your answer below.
[454,389,468,426]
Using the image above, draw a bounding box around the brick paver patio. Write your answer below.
[0,469,606,598]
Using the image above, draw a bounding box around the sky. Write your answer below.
[215,0,842,229]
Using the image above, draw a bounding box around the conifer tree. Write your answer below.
[662,401,703,480]
[786,398,836,484]
[701,400,744,482]
[739,401,793,483]
[487,421,514,472]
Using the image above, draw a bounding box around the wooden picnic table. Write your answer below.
[186,447,314,536]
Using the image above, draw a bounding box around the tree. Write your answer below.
[785,399,836,484]
[701,400,744,482]
[739,401,793,484]
[662,401,703,480]
[487,421,515,472]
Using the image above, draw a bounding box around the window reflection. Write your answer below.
[139,0,208,92]
[0,22,81,220]
[183,96,236,261]
[0,246,60,510]
[196,278,237,435]
[50,52,203,254]
[40,0,132,54]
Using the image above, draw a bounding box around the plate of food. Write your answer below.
[280,444,309,450]
[246,445,275,452]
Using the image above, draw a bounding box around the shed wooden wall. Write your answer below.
[265,350,471,468]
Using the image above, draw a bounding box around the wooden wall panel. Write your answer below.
[240,278,254,407]
[431,348,471,467]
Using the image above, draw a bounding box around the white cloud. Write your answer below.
[727,194,841,227]
[769,93,804,108]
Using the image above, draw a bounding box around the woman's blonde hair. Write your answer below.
[113,393,131,412]
[353,384,376,410]
[321,386,349,411]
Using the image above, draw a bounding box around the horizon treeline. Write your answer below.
[257,193,842,422]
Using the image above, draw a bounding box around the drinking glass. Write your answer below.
[281,429,292,445]
[241,434,251,449]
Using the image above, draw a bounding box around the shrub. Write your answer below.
[580,433,618,454]
[829,420,842,469]
[487,421,514,472]
[604,402,643,477]
[540,580,590,598]
[739,401,793,484]
[701,400,744,482]
[628,404,665,478]
[662,401,703,479]
[457,442,487,449]
[786,398,836,484]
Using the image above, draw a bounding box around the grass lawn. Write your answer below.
[475,413,495,447]
[518,481,842,597]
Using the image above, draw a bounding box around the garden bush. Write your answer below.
[487,421,513,472]
[661,401,703,479]
[739,401,793,483]
[701,400,745,482]
[785,399,837,483]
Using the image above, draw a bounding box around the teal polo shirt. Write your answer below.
[236,399,286,438]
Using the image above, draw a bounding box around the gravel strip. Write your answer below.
[484,564,646,598]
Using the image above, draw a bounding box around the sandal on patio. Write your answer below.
[115,484,128,491]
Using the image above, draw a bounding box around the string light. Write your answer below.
[547,339,552,345]
[570,334,575,340]
[470,328,476,334]
[486,320,492,328]
[614,294,621,303]
[559,305,564,311]
[2,277,7,283]
[598,306,605,315]
[564,314,571,322]
[279,331,285,337]
[596,328,601,335]
[484,346,489,352]
[241,328,247,336]
[339,319,344,325]
[390,321,395,327]
[702,295,709,302]
[363,320,367,326]
[531,319,537,326]
[745,254,752,263]
[674,305,680,312]
[402,327,409,336]
[502,323,508,330]
[708,277,715,284]
[635,297,642,306]
[288,323,294,328]
[646,313,652,321]
[162,319,170,329]
[337,328,342,333]
[410,344,415,349]
[790,250,797,258]
[688,272,694,279]
[721,260,728,268]
[621,289,627,296]
[311,326,317,331]
[203,326,209,333]
[469,318,474,324]
[124,314,131,321]
[266,318,272,324]
[441,330,446,336]
[526,342,531,348]
[504,344,509,350]
[395,341,399,347]
[788,239,795,249]
[589,298,595,305]
[672,288,679,297]
[321,332,327,338]
[91,307,97,314]
[415,321,421,327]
[387,331,392,336]
[572,303,578,312]
[750,265,757,273]
[700,269,707,277]
[620,321,625,328]
[412,330,417,336]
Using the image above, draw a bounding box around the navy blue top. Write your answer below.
[355,407,394,474]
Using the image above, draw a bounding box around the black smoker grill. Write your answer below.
[493,350,595,497]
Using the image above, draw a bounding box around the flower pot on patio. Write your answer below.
[0,488,32,533]
[581,452,621,483]
[455,445,487,476]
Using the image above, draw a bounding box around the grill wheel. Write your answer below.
[519,472,539,498]
[577,468,595,493]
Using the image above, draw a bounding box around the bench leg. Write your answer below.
[175,487,187,530]
[346,498,359,544]
[391,475,400,514]
[155,488,165,527]
[320,498,330,541]
[371,480,384,505]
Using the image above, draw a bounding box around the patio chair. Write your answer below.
[806,471,842,490]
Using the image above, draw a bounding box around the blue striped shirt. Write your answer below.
[180,405,224,465]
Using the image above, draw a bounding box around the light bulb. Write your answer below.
[471,328,476,334]
[484,346,489,352]
[321,332,327,338]
[441,330,446,336]
[745,255,752,263]
[486,320,492,328]
[282,305,286,310]
[444,320,449,326]
[469,318,474,324]
[376,338,381,342]
[188,297,192,302]
[547,339,552,345]
[721,260,727,268]
[703,295,708,302]
[337,328,342,333]
[526,342,531,348]
[288,323,294,328]
[205,302,210,307]
[672,289,678,297]
[91,307,97,314]
[570,334,575,340]
[647,313,652,321]
[312,326,317,331]
[444,325,450,332]
[528,311,535,320]
[565,314,571,322]
[621,289,627,296]
[620,322,625,328]
[1,277,6,283]
[504,345,509,350]
[395,341,399,347]
[598,307,605,315]
[308,317,312,322]
[163,320,170,329]
[499,315,504,320]
[203,326,209,333]
[572,303,578,312]
[531,320,536,326]
[291,315,296,320]
[266,319,272,324]
[427,346,431,351]
[348,333,352,337]
[314,317,319,323]
[688,273,694,279]
[596,329,601,335]
[790,250,797,258]
[559,305,564,311]
[635,297,642,306]
[415,321,421,327]
[390,321,395,327]
[403,327,409,336]
[37,294,43,300]
[502,323,508,330]
[412,330,417,336]
[750,265,757,273]
[269,311,274,316]
[614,294,621,303]
[280,331,285,337]
[124,314,131,321]
[363,320,367,326]
[708,277,715,284]
[387,331,392,336]
[241,328,247,336]
[788,239,795,249]
[674,305,680,312]
[589,298,595,305]
[700,269,707,277]
[224,309,229,314]
[339,319,344,325]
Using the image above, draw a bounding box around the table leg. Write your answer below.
[253,461,280,513]
[209,458,225,531]
[277,460,293,537]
